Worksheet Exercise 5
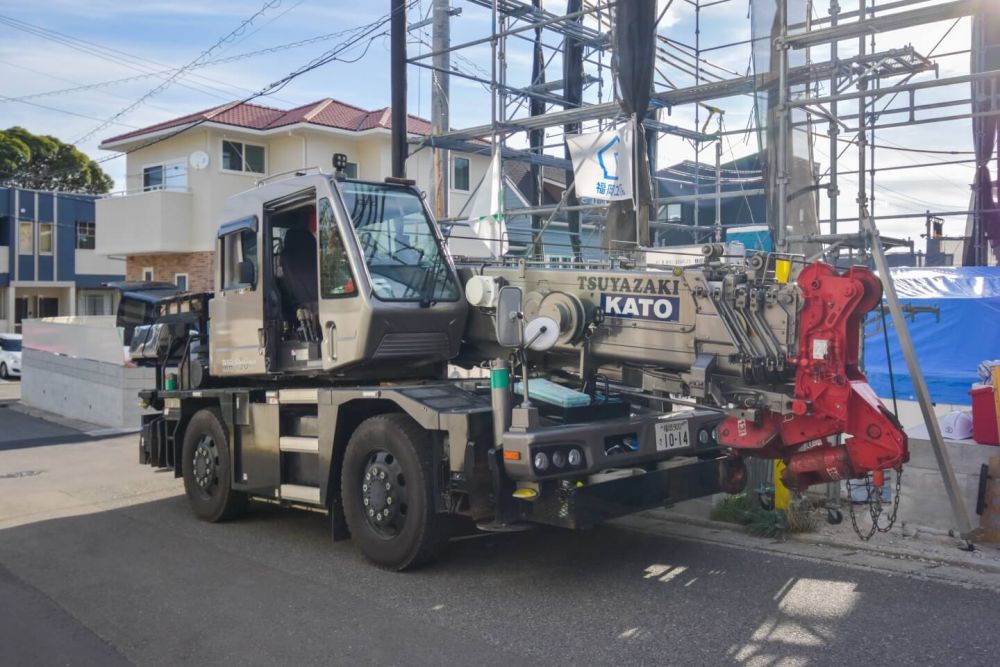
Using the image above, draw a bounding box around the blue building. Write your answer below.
[0,187,125,333]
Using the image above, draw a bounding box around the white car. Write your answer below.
[0,334,22,379]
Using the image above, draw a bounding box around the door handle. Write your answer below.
[325,321,336,361]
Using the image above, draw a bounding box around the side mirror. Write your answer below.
[237,260,255,286]
[495,286,523,348]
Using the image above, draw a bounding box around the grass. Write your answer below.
[711,494,818,540]
[710,493,751,524]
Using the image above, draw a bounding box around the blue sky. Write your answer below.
[0,0,977,243]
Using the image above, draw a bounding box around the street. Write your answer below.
[0,427,997,667]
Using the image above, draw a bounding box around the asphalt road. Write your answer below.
[1,434,997,666]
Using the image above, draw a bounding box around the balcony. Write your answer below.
[95,188,196,256]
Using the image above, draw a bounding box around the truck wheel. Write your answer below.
[341,413,449,571]
[181,408,247,522]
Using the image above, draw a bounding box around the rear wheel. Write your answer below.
[181,408,247,522]
[0,363,7,379]
[341,413,449,570]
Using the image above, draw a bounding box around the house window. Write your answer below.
[19,222,32,254]
[545,255,574,267]
[345,162,359,179]
[81,293,110,316]
[664,203,682,222]
[142,267,154,282]
[76,221,96,249]
[39,223,53,254]
[453,157,470,191]
[143,165,164,191]
[143,160,186,191]
[222,140,266,174]
[175,273,189,291]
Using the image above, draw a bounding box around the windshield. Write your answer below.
[339,181,459,303]
[1,339,22,352]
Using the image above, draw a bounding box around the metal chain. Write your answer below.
[846,468,903,541]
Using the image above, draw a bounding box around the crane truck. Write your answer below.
[129,162,908,570]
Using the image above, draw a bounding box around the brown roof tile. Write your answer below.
[101,98,436,147]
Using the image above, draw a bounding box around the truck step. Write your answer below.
[279,436,319,454]
[275,388,319,404]
[279,484,321,505]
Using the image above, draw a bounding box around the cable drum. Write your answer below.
[537,291,586,345]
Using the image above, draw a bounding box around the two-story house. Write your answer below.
[97,98,488,291]
[0,187,125,333]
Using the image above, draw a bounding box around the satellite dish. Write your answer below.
[524,316,559,352]
[189,150,210,170]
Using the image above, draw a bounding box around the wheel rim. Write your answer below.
[360,450,408,539]
[192,434,220,498]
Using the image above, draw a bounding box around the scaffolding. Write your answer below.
[401,0,1000,265]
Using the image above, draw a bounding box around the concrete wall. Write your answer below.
[21,348,153,429]
[898,428,998,535]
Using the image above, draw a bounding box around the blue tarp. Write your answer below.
[863,267,1000,405]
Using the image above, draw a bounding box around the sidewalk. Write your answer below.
[0,381,135,450]
[641,495,1000,581]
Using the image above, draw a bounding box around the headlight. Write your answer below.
[567,449,582,466]
[533,452,549,471]
[551,451,566,468]
[699,428,710,445]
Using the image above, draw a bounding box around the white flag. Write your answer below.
[466,142,508,257]
[566,124,633,201]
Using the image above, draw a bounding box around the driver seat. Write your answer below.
[278,227,318,322]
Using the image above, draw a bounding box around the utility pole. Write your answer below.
[390,0,408,179]
[431,0,450,218]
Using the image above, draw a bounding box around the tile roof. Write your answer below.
[101,98,436,147]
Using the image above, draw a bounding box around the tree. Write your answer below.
[0,127,114,194]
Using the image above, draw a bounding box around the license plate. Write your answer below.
[655,420,690,451]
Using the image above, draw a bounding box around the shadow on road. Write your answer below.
[0,495,995,665]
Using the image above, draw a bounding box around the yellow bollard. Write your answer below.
[773,459,791,510]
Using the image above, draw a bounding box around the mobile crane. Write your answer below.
[130,163,907,570]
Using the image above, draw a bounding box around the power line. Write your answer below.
[1,2,417,195]
[71,0,288,146]
[0,14,256,103]
[0,23,383,108]
[0,93,139,128]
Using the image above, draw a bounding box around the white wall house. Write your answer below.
[96,98,488,292]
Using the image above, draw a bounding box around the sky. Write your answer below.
[0,0,978,247]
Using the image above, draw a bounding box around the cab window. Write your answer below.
[340,182,459,303]
[318,197,356,298]
[222,229,257,290]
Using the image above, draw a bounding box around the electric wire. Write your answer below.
[71,0,288,145]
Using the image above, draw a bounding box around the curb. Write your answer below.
[641,508,1000,576]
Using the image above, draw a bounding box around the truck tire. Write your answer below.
[181,408,247,522]
[341,413,449,570]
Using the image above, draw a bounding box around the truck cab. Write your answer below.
[208,172,466,381]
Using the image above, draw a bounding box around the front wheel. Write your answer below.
[181,408,247,522]
[0,363,7,379]
[341,413,449,570]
